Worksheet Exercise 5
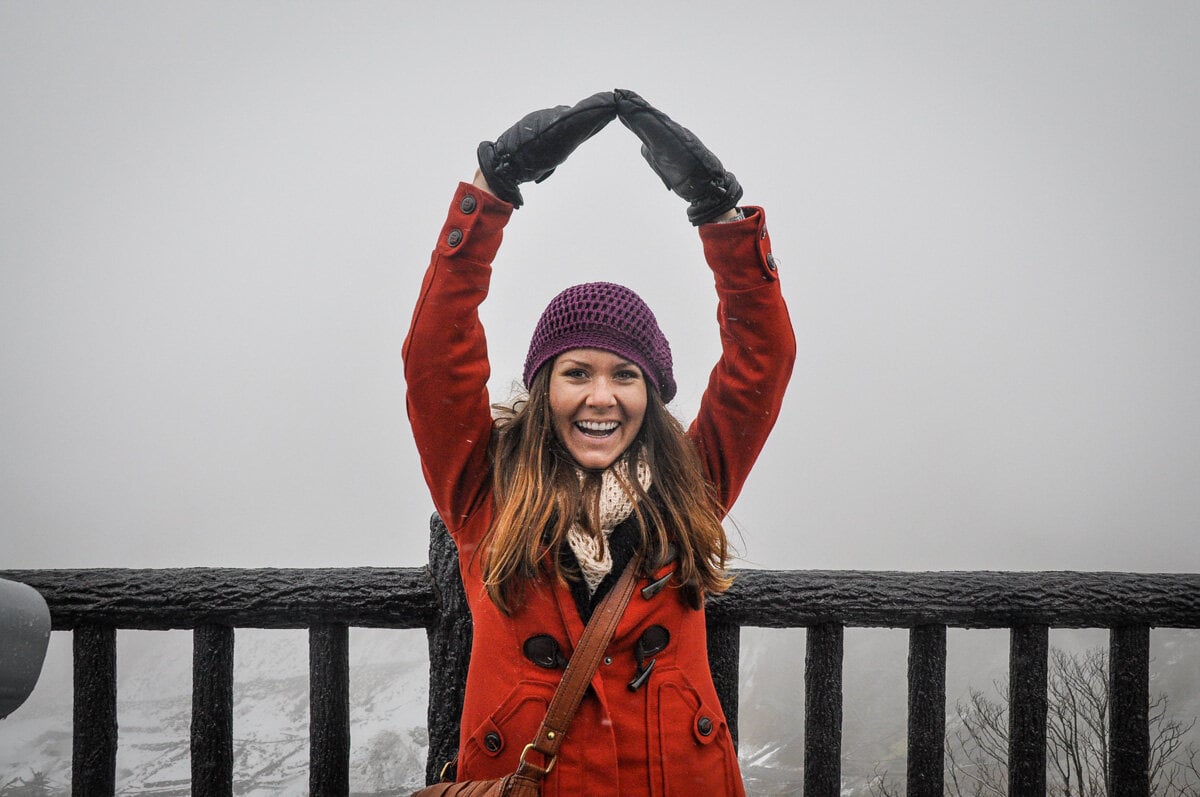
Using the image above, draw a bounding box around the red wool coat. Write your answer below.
[403,183,796,796]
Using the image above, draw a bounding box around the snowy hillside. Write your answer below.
[0,628,430,796]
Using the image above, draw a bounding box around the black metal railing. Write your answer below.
[4,514,1199,796]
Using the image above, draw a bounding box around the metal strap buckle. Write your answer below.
[518,742,557,776]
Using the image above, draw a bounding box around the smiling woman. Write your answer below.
[548,348,647,471]
[402,90,796,795]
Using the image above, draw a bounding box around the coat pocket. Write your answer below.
[459,680,558,782]
[649,670,741,796]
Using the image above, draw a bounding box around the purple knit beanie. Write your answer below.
[523,282,676,403]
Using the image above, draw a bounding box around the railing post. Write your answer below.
[1109,625,1150,797]
[804,623,843,795]
[706,618,740,749]
[426,515,472,785]
[1008,624,1048,795]
[192,624,234,797]
[310,623,349,797]
[72,625,117,797]
[906,624,946,797]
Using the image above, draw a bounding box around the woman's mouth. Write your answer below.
[575,420,619,437]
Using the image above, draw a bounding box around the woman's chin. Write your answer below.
[569,452,620,470]
[563,437,629,471]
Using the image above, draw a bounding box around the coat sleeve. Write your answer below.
[688,206,797,515]
[402,183,514,533]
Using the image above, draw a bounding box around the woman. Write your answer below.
[404,90,795,795]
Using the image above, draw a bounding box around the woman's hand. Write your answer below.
[476,91,618,208]
[614,89,743,225]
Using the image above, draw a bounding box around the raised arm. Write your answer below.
[691,207,795,513]
[403,182,510,531]
[403,92,620,533]
[616,89,796,511]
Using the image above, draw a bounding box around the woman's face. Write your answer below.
[548,348,648,470]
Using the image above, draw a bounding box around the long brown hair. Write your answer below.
[482,366,732,614]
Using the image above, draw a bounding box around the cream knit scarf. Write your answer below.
[566,455,652,594]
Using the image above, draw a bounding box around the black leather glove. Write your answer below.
[615,89,743,225]
[477,91,618,208]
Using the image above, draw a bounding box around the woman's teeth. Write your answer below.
[576,420,618,436]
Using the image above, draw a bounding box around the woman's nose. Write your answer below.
[586,378,616,406]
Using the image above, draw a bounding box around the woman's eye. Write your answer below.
[616,370,641,381]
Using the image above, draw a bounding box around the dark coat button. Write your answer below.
[766,253,778,271]
[447,228,463,247]
[484,731,502,752]
[697,716,714,736]
[523,635,565,670]
[627,658,656,691]
[460,195,477,213]
[636,626,670,660]
[641,571,674,600]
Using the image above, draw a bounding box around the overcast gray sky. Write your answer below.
[3,2,1198,574]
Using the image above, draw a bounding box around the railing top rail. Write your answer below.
[3,566,1198,631]
[708,569,1200,629]
[0,567,435,630]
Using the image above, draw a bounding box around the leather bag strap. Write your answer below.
[513,558,641,780]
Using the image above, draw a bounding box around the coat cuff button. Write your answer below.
[447,228,464,247]
[460,195,477,214]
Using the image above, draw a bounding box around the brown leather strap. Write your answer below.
[514,558,641,779]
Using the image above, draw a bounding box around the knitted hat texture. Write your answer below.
[523,282,676,403]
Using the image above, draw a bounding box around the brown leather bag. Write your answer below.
[411,772,539,797]
[412,560,641,796]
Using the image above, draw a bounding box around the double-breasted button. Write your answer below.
[766,253,778,271]
[523,635,566,670]
[460,195,477,214]
[697,717,714,736]
[446,228,464,247]
[484,732,502,752]
[636,626,670,660]
[641,570,675,600]
[629,625,670,692]
[628,659,656,691]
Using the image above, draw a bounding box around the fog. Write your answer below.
[3,2,1199,575]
